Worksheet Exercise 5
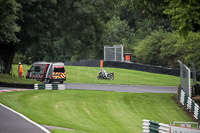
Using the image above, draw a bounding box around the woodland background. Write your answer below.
[0,0,200,73]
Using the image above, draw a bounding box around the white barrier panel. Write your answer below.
[187,97,192,110]
[180,90,185,105]
[194,103,199,119]
[34,84,65,90]
[170,126,200,133]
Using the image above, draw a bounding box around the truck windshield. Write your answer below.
[54,67,65,73]
[29,66,35,71]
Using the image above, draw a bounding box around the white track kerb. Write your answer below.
[0,103,51,133]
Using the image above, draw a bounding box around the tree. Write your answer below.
[16,0,120,63]
[164,0,200,36]
[103,16,134,53]
[134,30,180,67]
[0,0,21,73]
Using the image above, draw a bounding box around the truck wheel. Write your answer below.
[47,79,51,83]
[60,81,63,84]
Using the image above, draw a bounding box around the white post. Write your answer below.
[104,46,106,61]
[121,45,123,62]
[185,65,191,98]
[114,46,116,61]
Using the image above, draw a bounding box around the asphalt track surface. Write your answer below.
[65,83,177,93]
[0,103,50,133]
[0,83,177,133]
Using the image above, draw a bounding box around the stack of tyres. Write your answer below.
[45,84,53,90]
[34,84,65,90]
[34,84,45,90]
[52,84,58,90]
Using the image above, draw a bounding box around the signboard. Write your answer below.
[124,53,132,62]
[170,126,200,133]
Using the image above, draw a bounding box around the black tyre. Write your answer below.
[97,76,102,80]
[47,79,51,83]
[108,76,114,80]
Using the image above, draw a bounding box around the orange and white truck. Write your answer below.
[26,62,66,83]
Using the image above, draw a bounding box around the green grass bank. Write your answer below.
[8,65,179,86]
[0,73,40,84]
[0,90,192,133]
[66,66,179,86]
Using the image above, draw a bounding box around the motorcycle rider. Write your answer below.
[101,68,107,78]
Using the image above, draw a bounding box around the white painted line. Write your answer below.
[0,103,51,133]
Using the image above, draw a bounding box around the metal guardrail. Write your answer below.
[142,119,170,133]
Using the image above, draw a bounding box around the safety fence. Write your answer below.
[142,119,170,133]
[178,86,200,120]
[104,45,124,62]
[34,84,65,90]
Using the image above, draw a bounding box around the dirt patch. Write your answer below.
[173,95,198,122]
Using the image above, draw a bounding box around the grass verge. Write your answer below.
[0,73,40,84]
[65,66,179,86]
[0,90,192,133]
[8,65,179,86]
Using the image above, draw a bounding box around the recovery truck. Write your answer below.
[26,62,66,83]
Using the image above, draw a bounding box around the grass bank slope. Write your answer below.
[66,66,179,86]
[0,73,40,84]
[0,90,192,133]
[10,65,179,86]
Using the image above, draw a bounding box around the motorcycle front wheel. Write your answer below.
[97,76,102,80]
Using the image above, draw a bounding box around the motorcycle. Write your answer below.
[97,72,114,80]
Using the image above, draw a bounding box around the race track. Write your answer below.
[65,83,177,93]
[0,83,177,133]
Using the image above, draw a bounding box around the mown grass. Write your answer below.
[0,64,40,84]
[65,66,179,86]
[0,73,40,84]
[0,90,192,133]
[6,65,179,86]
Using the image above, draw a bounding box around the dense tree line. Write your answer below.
[0,0,200,73]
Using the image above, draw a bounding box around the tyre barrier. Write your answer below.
[142,119,170,133]
[34,84,65,90]
[0,82,34,89]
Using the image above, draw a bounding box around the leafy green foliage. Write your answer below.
[1,0,200,72]
[164,0,200,36]
[176,32,200,67]
[103,16,134,53]
[134,30,179,67]
[135,30,200,68]
[0,0,20,44]
[16,0,120,63]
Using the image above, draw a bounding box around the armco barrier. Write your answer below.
[142,119,170,133]
[34,84,65,90]
[178,86,200,120]
[143,119,200,133]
